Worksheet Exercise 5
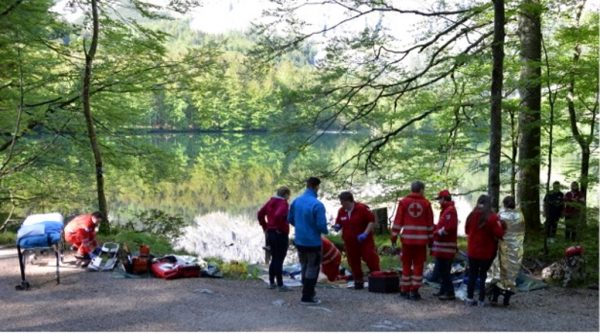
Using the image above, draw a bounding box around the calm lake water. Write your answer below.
[106,132,594,264]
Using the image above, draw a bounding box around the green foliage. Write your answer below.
[99,228,175,256]
[523,211,599,285]
[202,256,259,279]
[0,232,17,246]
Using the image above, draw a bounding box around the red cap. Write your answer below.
[435,189,451,200]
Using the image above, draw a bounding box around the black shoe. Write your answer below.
[400,292,410,299]
[409,291,422,301]
[503,290,514,306]
[438,294,456,301]
[354,281,364,290]
[301,298,321,305]
[433,290,444,297]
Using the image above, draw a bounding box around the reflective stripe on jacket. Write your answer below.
[432,201,458,259]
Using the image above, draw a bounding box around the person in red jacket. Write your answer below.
[431,189,458,300]
[334,191,380,289]
[321,236,342,282]
[465,194,505,306]
[390,181,434,300]
[64,212,104,262]
[564,181,584,241]
[257,186,291,291]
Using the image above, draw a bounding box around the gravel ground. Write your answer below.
[0,248,598,332]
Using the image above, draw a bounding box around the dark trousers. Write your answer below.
[545,216,560,238]
[435,257,454,296]
[267,230,289,286]
[467,257,494,302]
[565,217,579,241]
[297,245,321,301]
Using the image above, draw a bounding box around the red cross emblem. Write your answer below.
[408,202,423,218]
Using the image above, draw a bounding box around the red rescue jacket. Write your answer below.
[465,208,504,260]
[321,237,341,266]
[257,196,289,235]
[564,190,584,218]
[64,214,96,240]
[391,193,434,246]
[432,201,458,259]
[335,202,375,241]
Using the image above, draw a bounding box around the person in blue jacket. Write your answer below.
[288,176,329,305]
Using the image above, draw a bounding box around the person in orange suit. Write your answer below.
[390,181,434,300]
[321,236,342,282]
[64,212,104,262]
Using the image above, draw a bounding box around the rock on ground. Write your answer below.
[0,248,597,331]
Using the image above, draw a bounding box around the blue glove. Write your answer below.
[357,232,368,242]
[333,224,342,232]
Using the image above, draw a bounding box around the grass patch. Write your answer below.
[0,232,16,246]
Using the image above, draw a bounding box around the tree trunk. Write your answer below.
[510,109,518,198]
[517,0,542,235]
[566,1,592,227]
[488,0,505,212]
[82,0,109,231]
[541,38,558,195]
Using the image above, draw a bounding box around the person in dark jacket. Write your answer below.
[288,177,328,305]
[543,181,564,243]
[465,194,505,306]
[257,186,291,291]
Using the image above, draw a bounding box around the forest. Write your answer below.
[0,0,597,255]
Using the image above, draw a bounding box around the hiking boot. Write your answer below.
[409,291,421,301]
[465,298,477,306]
[268,283,277,290]
[301,297,321,305]
[477,300,487,307]
[433,290,444,297]
[354,281,364,290]
[438,294,456,301]
[400,292,410,299]
[278,285,291,292]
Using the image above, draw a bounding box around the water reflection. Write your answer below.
[109,132,595,261]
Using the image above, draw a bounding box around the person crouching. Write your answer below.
[64,211,104,266]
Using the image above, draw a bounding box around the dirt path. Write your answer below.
[0,248,597,331]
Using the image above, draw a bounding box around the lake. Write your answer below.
[105,132,594,264]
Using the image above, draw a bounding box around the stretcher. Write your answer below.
[15,213,64,290]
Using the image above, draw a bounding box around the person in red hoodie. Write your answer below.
[257,186,291,291]
[465,194,505,306]
[390,181,434,300]
[64,212,104,264]
[333,191,380,289]
[431,189,458,301]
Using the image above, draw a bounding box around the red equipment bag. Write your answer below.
[368,271,400,293]
[565,245,584,257]
[151,255,200,280]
